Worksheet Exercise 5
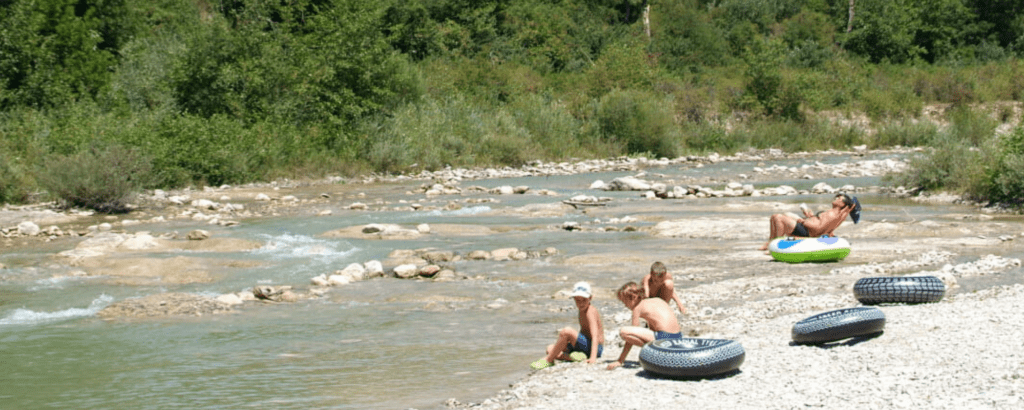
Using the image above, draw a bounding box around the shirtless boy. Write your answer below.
[606,281,682,370]
[531,281,605,369]
[641,261,687,316]
[760,193,859,251]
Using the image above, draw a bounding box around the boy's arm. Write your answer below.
[584,307,601,364]
[672,291,687,316]
[609,306,641,370]
[641,275,651,298]
[607,343,632,370]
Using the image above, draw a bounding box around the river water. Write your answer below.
[2,152,1023,409]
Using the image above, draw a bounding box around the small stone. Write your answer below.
[186,230,210,240]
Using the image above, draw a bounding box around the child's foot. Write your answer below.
[568,352,587,362]
[530,358,554,370]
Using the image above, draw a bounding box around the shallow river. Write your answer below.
[2,152,1023,409]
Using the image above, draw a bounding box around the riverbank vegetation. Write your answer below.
[2,0,1023,210]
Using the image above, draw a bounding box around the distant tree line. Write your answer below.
[2,0,1024,209]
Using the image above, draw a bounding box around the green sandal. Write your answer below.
[530,358,554,370]
[568,352,587,362]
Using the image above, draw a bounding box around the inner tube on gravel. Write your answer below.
[638,338,745,378]
[792,307,886,345]
[853,276,946,305]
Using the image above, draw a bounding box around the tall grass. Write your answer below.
[872,121,938,148]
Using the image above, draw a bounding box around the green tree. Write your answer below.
[649,0,730,73]
[171,0,421,133]
[839,0,924,63]
[914,0,984,63]
[0,0,131,108]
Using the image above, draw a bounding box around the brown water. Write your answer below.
[2,152,1022,409]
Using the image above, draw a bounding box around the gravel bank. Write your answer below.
[454,282,1023,410]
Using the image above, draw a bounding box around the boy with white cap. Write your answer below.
[530,281,605,370]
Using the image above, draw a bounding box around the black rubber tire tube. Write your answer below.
[638,338,745,378]
[853,275,946,305]
[792,307,886,345]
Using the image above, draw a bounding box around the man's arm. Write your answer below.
[800,203,813,218]
[823,206,854,236]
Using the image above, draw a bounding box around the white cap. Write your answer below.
[570,281,592,298]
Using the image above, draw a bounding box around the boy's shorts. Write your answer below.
[654,331,683,340]
[566,333,603,357]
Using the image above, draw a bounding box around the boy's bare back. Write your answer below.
[634,298,681,333]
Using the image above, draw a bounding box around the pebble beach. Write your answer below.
[456,282,1023,410]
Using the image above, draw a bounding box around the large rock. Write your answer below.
[604,176,652,191]
[811,182,835,194]
[418,264,442,278]
[421,250,456,263]
[363,260,385,278]
[17,221,40,236]
[336,263,366,281]
[393,264,419,279]
[186,230,210,240]
[490,248,521,261]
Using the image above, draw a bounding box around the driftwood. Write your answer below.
[562,200,609,209]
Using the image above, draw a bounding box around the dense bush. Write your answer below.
[981,127,1024,206]
[595,89,681,158]
[37,143,152,213]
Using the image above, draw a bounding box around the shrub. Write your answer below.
[948,106,998,147]
[594,90,681,158]
[0,156,30,204]
[976,126,1024,206]
[912,69,977,106]
[508,94,586,159]
[682,123,743,154]
[888,131,983,192]
[873,121,938,148]
[860,85,922,121]
[38,143,152,213]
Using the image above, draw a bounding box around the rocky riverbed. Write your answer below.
[2,148,1022,410]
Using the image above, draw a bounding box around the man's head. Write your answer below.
[835,193,861,223]
[835,193,855,209]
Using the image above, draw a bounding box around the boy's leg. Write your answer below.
[619,326,655,348]
[544,327,580,363]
